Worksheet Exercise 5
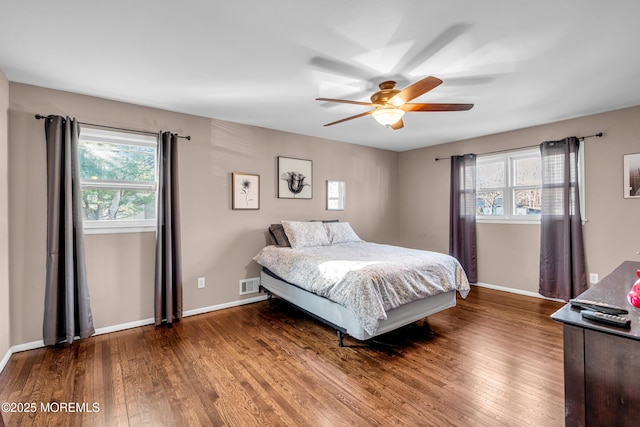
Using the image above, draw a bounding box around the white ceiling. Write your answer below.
[1,0,639,152]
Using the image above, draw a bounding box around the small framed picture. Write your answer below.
[623,153,640,198]
[232,172,260,209]
[278,156,312,199]
[327,180,345,210]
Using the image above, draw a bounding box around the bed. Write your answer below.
[253,221,470,346]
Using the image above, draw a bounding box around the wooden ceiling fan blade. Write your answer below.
[323,110,374,126]
[316,98,375,106]
[400,103,474,112]
[389,76,442,106]
[390,118,404,130]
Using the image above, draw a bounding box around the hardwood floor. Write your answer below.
[0,286,565,426]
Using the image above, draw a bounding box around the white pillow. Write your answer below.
[325,222,362,244]
[281,220,330,248]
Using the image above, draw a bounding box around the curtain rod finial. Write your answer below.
[35,114,54,122]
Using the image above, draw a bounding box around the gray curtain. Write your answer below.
[43,116,94,346]
[154,131,183,325]
[539,137,587,300]
[450,154,477,283]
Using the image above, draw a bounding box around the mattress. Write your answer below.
[254,241,470,335]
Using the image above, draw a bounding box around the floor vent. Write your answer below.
[239,277,260,295]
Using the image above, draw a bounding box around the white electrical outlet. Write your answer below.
[198,277,206,289]
[589,273,599,284]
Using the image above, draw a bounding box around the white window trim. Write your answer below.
[83,220,156,234]
[577,143,587,223]
[78,127,158,234]
[81,180,156,191]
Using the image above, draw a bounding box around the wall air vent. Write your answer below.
[239,277,260,295]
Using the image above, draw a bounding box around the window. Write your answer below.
[78,127,158,233]
[476,148,542,222]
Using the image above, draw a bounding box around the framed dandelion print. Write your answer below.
[278,156,312,199]
[232,172,260,210]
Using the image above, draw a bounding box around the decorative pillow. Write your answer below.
[281,220,330,248]
[268,224,291,247]
[325,222,362,244]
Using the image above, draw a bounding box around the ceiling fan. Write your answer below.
[316,76,473,130]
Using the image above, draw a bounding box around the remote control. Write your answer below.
[569,298,629,315]
[581,310,631,328]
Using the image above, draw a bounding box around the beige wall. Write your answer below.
[7,80,640,346]
[8,83,399,345]
[398,106,640,293]
[0,71,9,359]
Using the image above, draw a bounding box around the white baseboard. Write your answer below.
[0,294,269,375]
[94,318,155,335]
[473,282,565,303]
[183,294,268,317]
[9,339,45,354]
[0,348,12,375]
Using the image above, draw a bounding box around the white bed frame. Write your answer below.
[260,270,457,346]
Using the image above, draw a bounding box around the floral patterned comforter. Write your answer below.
[253,242,470,335]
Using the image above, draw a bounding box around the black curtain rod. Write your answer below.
[434,132,603,161]
[34,114,191,140]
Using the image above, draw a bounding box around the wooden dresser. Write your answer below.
[551,261,640,426]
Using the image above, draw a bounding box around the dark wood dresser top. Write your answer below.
[551,261,640,340]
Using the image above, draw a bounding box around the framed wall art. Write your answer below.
[326,180,345,210]
[623,153,640,198]
[232,172,260,209]
[278,156,312,199]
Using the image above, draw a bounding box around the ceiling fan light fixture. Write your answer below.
[372,107,405,126]
[317,76,471,129]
